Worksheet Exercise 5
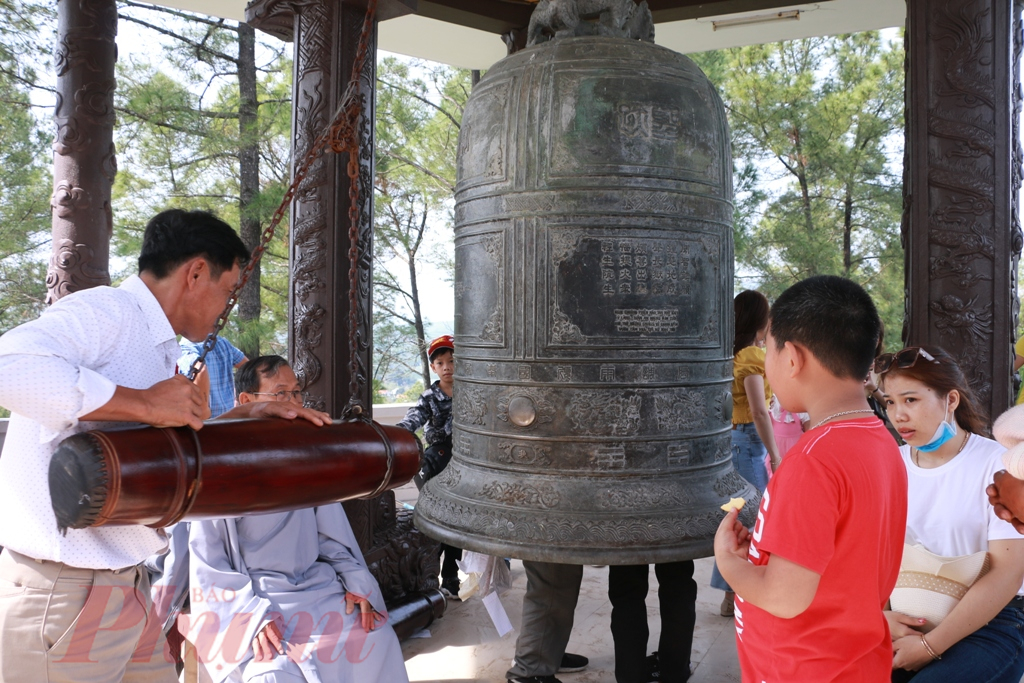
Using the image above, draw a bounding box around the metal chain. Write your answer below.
[188,0,379,404]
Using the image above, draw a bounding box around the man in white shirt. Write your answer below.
[0,209,329,683]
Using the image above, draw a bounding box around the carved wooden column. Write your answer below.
[903,0,1024,422]
[47,0,117,302]
[247,0,440,605]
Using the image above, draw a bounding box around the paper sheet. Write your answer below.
[482,591,514,637]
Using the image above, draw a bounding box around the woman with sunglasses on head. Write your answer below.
[879,345,1024,683]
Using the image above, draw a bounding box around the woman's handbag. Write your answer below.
[889,543,991,632]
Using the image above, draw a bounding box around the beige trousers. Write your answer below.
[0,548,178,683]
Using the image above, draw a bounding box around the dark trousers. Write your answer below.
[609,561,697,683]
[440,544,462,581]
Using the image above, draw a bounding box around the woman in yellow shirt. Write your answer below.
[712,289,779,615]
[730,289,780,485]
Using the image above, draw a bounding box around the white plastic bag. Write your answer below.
[455,551,512,600]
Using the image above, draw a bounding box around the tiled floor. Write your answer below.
[397,482,741,683]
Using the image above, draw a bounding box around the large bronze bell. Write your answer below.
[414,0,758,565]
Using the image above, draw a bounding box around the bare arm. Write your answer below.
[713,508,820,618]
[218,400,332,426]
[893,538,1024,671]
[1015,354,1024,372]
[744,374,781,467]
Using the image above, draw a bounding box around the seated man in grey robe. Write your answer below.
[188,355,410,683]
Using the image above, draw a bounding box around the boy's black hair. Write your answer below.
[236,355,291,396]
[138,209,250,278]
[769,275,881,381]
[429,347,454,363]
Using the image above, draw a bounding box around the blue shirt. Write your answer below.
[178,338,246,418]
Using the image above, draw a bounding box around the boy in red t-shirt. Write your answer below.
[714,275,907,683]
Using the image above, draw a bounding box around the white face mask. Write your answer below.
[917,398,957,453]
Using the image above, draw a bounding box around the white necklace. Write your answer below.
[811,409,875,430]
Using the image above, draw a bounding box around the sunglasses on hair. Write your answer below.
[873,347,939,375]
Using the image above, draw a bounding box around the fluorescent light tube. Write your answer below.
[712,10,801,30]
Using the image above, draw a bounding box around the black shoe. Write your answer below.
[558,652,588,673]
[646,651,660,680]
[440,577,461,600]
[508,677,563,683]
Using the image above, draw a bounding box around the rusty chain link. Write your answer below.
[189,0,379,423]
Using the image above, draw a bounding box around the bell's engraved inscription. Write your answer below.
[654,391,707,431]
[600,239,690,298]
[487,363,497,377]
[618,102,685,141]
[636,363,656,383]
[498,390,555,430]
[456,387,489,426]
[594,443,627,469]
[481,482,560,509]
[556,366,572,382]
[568,393,642,435]
[614,308,679,333]
[667,443,691,466]
[519,365,532,380]
[677,366,692,381]
[600,484,692,510]
[600,364,616,382]
[497,442,553,466]
[456,432,472,457]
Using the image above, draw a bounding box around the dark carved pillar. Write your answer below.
[247,0,374,415]
[903,0,1024,423]
[247,0,440,604]
[47,0,117,302]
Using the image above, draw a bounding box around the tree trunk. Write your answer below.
[236,21,261,358]
[408,254,429,389]
[843,181,853,276]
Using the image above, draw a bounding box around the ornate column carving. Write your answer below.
[247,0,440,601]
[903,0,1023,422]
[47,0,117,302]
[248,0,375,415]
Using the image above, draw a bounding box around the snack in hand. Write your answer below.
[720,497,746,512]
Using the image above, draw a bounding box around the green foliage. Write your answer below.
[691,33,905,347]
[0,0,53,334]
[113,4,292,354]
[400,380,425,403]
[373,58,469,394]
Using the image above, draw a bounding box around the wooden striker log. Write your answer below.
[49,418,421,532]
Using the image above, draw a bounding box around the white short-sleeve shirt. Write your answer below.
[0,275,178,569]
[901,433,1024,594]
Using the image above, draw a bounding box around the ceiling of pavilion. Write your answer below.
[143,0,905,69]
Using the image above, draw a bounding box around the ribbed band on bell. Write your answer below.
[994,404,1024,478]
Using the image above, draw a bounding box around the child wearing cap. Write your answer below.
[397,334,462,596]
